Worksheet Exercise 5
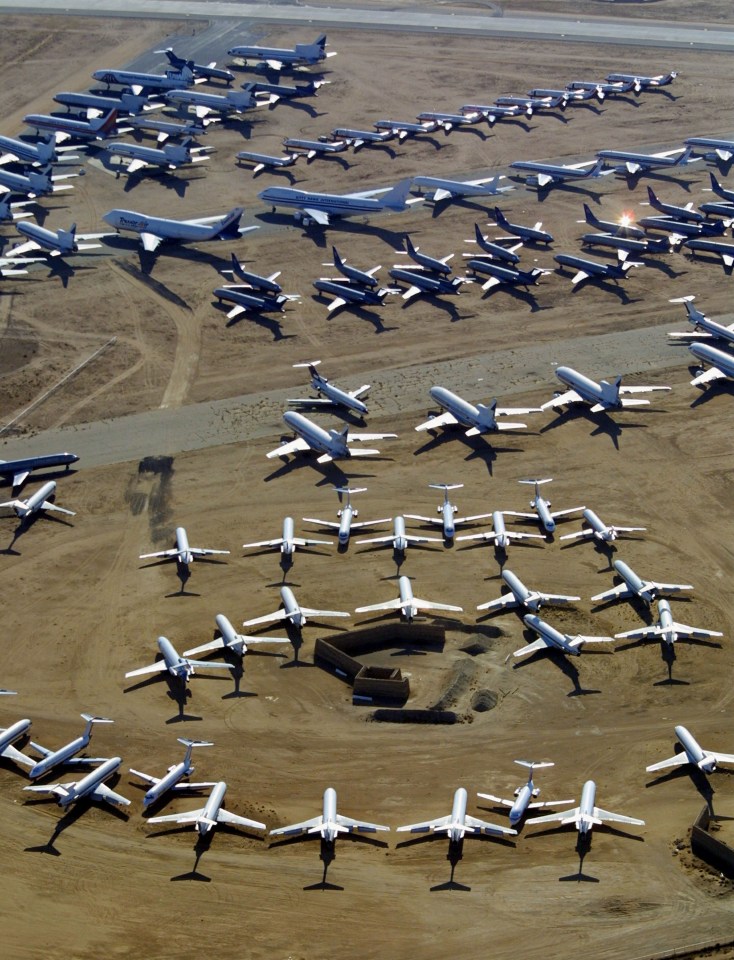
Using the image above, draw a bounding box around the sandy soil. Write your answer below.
[2,11,734,960]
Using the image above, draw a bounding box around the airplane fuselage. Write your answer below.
[447,787,470,842]
[12,480,58,517]
[314,279,385,308]
[93,68,192,89]
[215,613,247,655]
[103,208,242,244]
[142,759,192,808]
[502,570,535,609]
[0,452,78,486]
[57,756,122,808]
[0,718,32,753]
[613,559,650,601]
[689,342,734,380]
[523,614,579,655]
[174,526,193,565]
[311,373,368,415]
[29,732,92,780]
[675,725,715,772]
[215,287,285,314]
[429,386,493,432]
[0,134,56,166]
[577,780,598,834]
[554,367,609,405]
[199,781,228,835]
[281,586,305,627]
[259,185,386,220]
[583,508,614,540]
[282,410,348,459]
[390,268,461,295]
[166,89,256,112]
[321,786,340,841]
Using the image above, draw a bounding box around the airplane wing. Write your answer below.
[593,805,644,827]
[318,448,379,463]
[649,581,694,594]
[126,158,148,174]
[139,548,178,559]
[326,297,347,313]
[185,659,234,672]
[194,106,212,119]
[396,814,451,833]
[559,528,593,541]
[348,384,370,400]
[402,285,424,302]
[541,390,583,410]
[527,798,576,810]
[566,633,615,649]
[618,385,671,394]
[507,531,546,541]
[292,537,333,547]
[5,240,41,257]
[140,232,163,252]
[265,59,284,71]
[92,782,131,807]
[456,532,496,543]
[242,537,285,549]
[242,609,290,627]
[536,173,554,188]
[216,808,266,830]
[591,584,633,603]
[476,593,518,612]
[404,534,444,544]
[508,638,550,659]
[270,815,323,837]
[1,743,35,768]
[299,607,350,618]
[354,597,403,613]
[671,621,723,640]
[403,514,440,525]
[190,547,229,557]
[355,534,395,546]
[464,814,516,836]
[646,752,690,772]
[226,305,249,320]
[691,366,726,386]
[539,592,581,605]
[266,437,311,459]
[709,751,734,765]
[148,808,205,825]
[625,161,642,175]
[571,270,590,285]
[181,637,226,657]
[40,500,76,516]
[129,767,159,785]
[476,793,514,808]
[527,805,581,826]
[125,660,170,679]
[467,421,526,435]
[336,814,390,832]
[302,207,330,226]
[412,598,463,613]
[414,411,459,432]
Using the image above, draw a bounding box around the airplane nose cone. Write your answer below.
[545,520,556,533]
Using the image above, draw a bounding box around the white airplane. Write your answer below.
[355,516,443,553]
[92,64,197,94]
[227,33,334,72]
[10,221,109,258]
[0,718,35,770]
[647,726,734,774]
[560,508,646,544]
[24,756,130,809]
[288,361,370,415]
[415,386,538,436]
[456,511,545,552]
[591,559,693,606]
[104,138,210,175]
[258,178,415,227]
[139,526,229,570]
[29,713,113,780]
[478,761,575,826]
[303,486,389,546]
[0,132,65,167]
[270,787,389,843]
[242,516,332,557]
[102,207,257,253]
[183,614,290,659]
[0,480,75,519]
[0,165,79,200]
[505,478,584,534]
[615,599,723,647]
[0,451,79,489]
[509,614,615,660]
[688,342,734,388]
[411,174,513,203]
[124,636,234,683]
[477,569,580,615]
[396,787,516,844]
[242,585,350,631]
[597,145,697,177]
[510,158,609,189]
[526,780,644,836]
[355,574,463,622]
[542,366,671,413]
[266,411,396,464]
[165,85,263,119]
[404,483,491,540]
[147,781,266,836]
[129,738,215,809]
[668,296,734,348]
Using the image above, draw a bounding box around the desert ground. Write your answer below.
[2,7,734,960]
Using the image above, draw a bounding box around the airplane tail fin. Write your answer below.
[215,207,245,240]
[582,202,599,227]
[646,185,659,208]
[91,108,119,135]
[675,145,693,165]
[379,177,413,211]
[475,400,498,429]
[494,206,510,230]
[599,376,622,405]
[709,171,725,197]
[37,135,56,165]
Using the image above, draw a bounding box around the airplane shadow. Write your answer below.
[314,296,399,334]
[558,834,599,883]
[216,303,293,342]
[430,839,471,892]
[646,758,715,810]
[479,283,543,312]
[690,378,734,407]
[170,833,214,882]
[24,792,129,856]
[510,645,602,697]
[430,196,497,219]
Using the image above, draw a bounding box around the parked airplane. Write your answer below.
[258,177,415,226]
[0,165,78,200]
[510,614,615,660]
[560,508,645,544]
[242,585,350,630]
[159,47,235,85]
[566,79,635,99]
[643,185,704,223]
[373,118,438,137]
[647,726,734,774]
[11,221,108,257]
[165,85,260,118]
[526,780,644,835]
[415,385,537,436]
[578,203,645,239]
[467,258,547,292]
[460,103,524,124]
[478,761,574,826]
[125,636,234,683]
[686,137,734,164]
[104,138,210,175]
[615,598,723,647]
[465,224,522,264]
[0,718,34,770]
[356,574,462,622]
[288,361,370,415]
[130,738,215,809]
[532,86,597,102]
[395,235,453,275]
[23,108,122,142]
[127,115,210,144]
[639,215,725,239]
[688,341,734,386]
[332,126,405,148]
[510,158,608,189]
[242,516,332,556]
[591,559,693,606]
[389,267,465,301]
[0,132,70,167]
[0,451,79,488]
[236,150,300,173]
[29,714,113,780]
[493,207,553,244]
[477,569,580,615]
[24,756,130,809]
[102,207,255,253]
[457,511,545,552]
[266,411,395,463]
[303,486,389,547]
[220,254,284,295]
[355,516,443,553]
[542,366,671,413]
[270,787,389,843]
[0,196,35,223]
[506,478,583,534]
[606,71,678,90]
[92,63,196,94]
[404,483,491,540]
[699,199,734,219]
[251,79,327,103]
[313,279,394,314]
[147,781,266,836]
[213,285,288,320]
[283,137,349,159]
[396,787,516,844]
[597,145,698,177]
[183,614,289,659]
[139,526,229,570]
[53,90,158,118]
[496,94,566,114]
[685,238,734,268]
[554,251,641,286]
[0,480,75,520]
[227,34,334,71]
[326,246,380,287]
[580,232,678,257]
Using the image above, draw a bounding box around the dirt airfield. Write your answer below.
[3,10,734,960]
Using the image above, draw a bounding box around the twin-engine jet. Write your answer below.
[270,787,389,844]
[396,787,516,844]
[242,585,350,631]
[526,780,644,836]
[29,714,113,780]
[354,574,462,622]
[457,511,545,552]
[227,34,334,72]
[477,569,580,615]
[104,138,210,176]
[647,726,734,774]
[0,480,75,520]
[404,483,491,540]
[267,411,396,463]
[542,367,670,413]
[415,386,538,436]
[24,757,130,810]
[147,781,266,836]
[591,559,693,606]
[139,526,229,570]
[615,599,722,647]
[288,361,370,415]
[509,614,615,660]
[355,516,443,553]
[182,614,289,659]
[478,761,574,826]
[242,516,332,556]
[125,636,234,684]
[11,221,108,258]
[303,486,389,547]
[560,508,645,544]
[130,738,215,809]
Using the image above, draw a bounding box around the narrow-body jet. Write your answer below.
[355,574,462,622]
[130,738,215,809]
[0,451,78,488]
[477,569,580,615]
[615,599,722,646]
[0,718,34,770]
[554,251,640,286]
[29,714,113,780]
[478,761,574,826]
[147,781,266,836]
[165,86,260,119]
[591,559,693,606]
[560,508,645,544]
[242,585,350,630]
[688,341,734,387]
[542,366,670,412]
[124,636,234,683]
[24,756,130,809]
[227,34,333,72]
[23,108,121,142]
[287,362,370,414]
[266,411,395,463]
[270,787,389,843]
[242,516,332,556]
[404,482,491,540]
[526,779,644,835]
[493,207,553,244]
[397,787,516,844]
[510,614,615,660]
[139,526,229,569]
[510,158,607,189]
[104,138,210,175]
[457,511,545,552]
[0,480,74,519]
[302,486,389,547]
[355,515,443,553]
[505,478,583,534]
[415,385,537,436]
[183,614,289,659]
[647,726,734,774]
